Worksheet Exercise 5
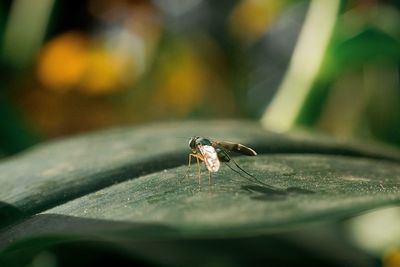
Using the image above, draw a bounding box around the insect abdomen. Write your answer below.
[216,148,230,162]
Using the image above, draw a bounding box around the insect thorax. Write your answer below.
[195,137,212,146]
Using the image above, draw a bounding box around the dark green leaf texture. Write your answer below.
[0,120,399,266]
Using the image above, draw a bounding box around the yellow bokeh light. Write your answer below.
[383,248,400,267]
[37,32,90,91]
[156,45,207,115]
[229,0,283,43]
[37,31,133,95]
[79,48,125,94]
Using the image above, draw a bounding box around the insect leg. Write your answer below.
[229,158,276,188]
[181,154,193,183]
[225,162,253,183]
[182,153,202,183]
[196,156,201,184]
[185,153,193,177]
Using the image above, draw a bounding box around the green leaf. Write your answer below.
[0,120,399,266]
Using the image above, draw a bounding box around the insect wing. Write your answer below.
[214,141,257,156]
[198,144,220,172]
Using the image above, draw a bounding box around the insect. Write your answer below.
[186,136,264,185]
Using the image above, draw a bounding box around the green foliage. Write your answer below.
[0,121,399,266]
[297,24,400,127]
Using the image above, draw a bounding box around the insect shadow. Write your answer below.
[241,183,315,201]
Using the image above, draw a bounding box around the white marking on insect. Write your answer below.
[198,145,220,172]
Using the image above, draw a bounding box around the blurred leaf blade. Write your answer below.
[0,120,399,266]
[0,120,400,226]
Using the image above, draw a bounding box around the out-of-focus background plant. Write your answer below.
[0,0,399,155]
[0,1,400,266]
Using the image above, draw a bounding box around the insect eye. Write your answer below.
[189,137,196,149]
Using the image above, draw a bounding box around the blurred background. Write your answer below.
[0,0,399,156]
[0,1,400,266]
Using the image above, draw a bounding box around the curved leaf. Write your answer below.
[0,120,400,266]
